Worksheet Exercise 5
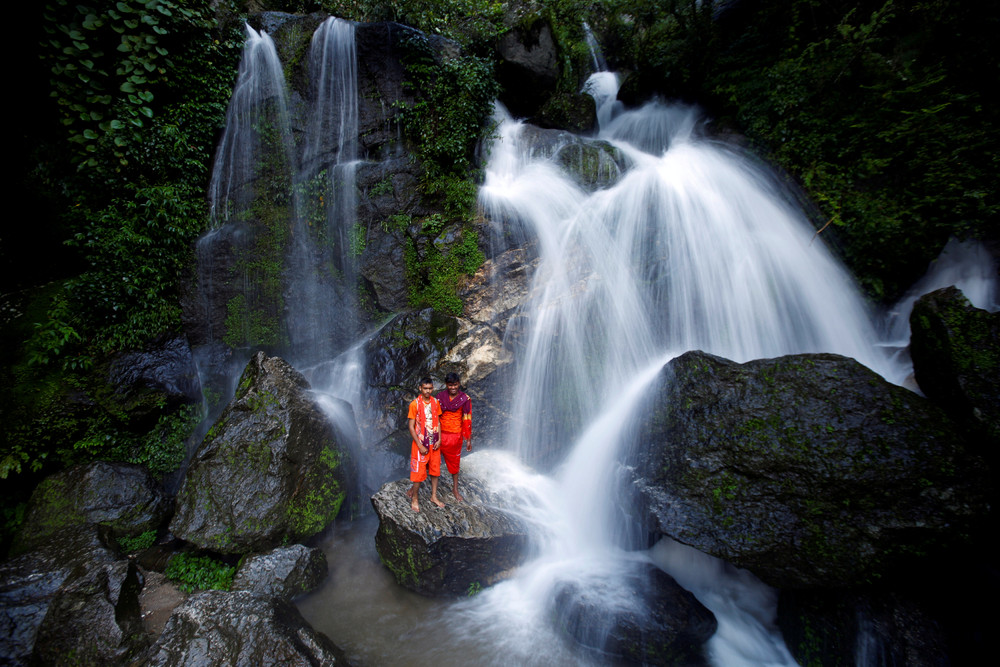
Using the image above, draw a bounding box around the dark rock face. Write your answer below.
[33,557,147,665]
[497,19,559,120]
[361,309,460,440]
[139,590,347,666]
[910,285,1000,446]
[635,351,989,589]
[12,461,168,555]
[554,561,716,665]
[108,336,203,408]
[777,587,950,667]
[537,91,597,133]
[231,544,328,600]
[371,476,528,597]
[1,526,146,666]
[170,352,348,554]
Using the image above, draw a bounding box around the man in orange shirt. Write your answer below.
[406,377,443,512]
[436,372,472,502]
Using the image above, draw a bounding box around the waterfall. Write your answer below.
[207,24,293,227]
[286,17,361,365]
[467,76,903,663]
[481,94,902,468]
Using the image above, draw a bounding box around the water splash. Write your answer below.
[881,237,999,364]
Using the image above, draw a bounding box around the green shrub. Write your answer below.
[118,529,157,553]
[165,552,236,592]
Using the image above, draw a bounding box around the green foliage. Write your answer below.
[397,37,498,187]
[118,529,157,553]
[406,225,485,315]
[165,552,236,592]
[67,184,206,352]
[40,0,240,183]
[466,580,482,596]
[323,0,507,50]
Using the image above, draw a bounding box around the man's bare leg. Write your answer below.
[408,482,421,512]
[429,476,445,508]
[451,472,464,502]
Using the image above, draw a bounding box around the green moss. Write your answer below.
[286,446,344,537]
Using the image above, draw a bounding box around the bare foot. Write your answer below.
[411,496,420,512]
[430,495,445,508]
[452,488,464,502]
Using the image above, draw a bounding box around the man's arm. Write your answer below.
[463,402,472,451]
[409,418,427,455]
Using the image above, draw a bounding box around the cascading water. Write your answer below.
[286,17,361,365]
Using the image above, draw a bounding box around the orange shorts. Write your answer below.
[409,440,441,482]
[440,431,463,474]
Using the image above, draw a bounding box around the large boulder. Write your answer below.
[170,352,348,554]
[12,461,168,555]
[1,526,146,666]
[496,18,560,120]
[231,544,328,600]
[513,125,628,191]
[371,461,529,597]
[553,561,717,665]
[634,351,990,589]
[138,590,347,666]
[910,285,1000,446]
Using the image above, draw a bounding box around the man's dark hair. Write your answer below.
[419,376,433,387]
[444,372,460,384]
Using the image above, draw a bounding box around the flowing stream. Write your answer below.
[198,18,997,666]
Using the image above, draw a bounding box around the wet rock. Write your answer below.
[497,18,559,120]
[537,91,597,133]
[12,461,168,555]
[910,285,1000,447]
[170,352,348,554]
[517,125,628,191]
[0,526,143,666]
[371,472,528,597]
[33,558,147,666]
[554,561,716,665]
[777,588,949,667]
[139,590,347,666]
[108,336,202,409]
[232,544,328,600]
[635,351,990,589]
[460,248,536,331]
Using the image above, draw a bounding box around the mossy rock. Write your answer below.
[635,350,990,589]
[910,285,1000,448]
[170,352,350,554]
[12,461,168,555]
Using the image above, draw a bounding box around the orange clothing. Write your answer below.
[409,441,441,482]
[408,395,441,482]
[440,431,463,475]
[436,390,471,439]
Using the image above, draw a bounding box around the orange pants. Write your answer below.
[440,431,463,474]
[409,440,441,482]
